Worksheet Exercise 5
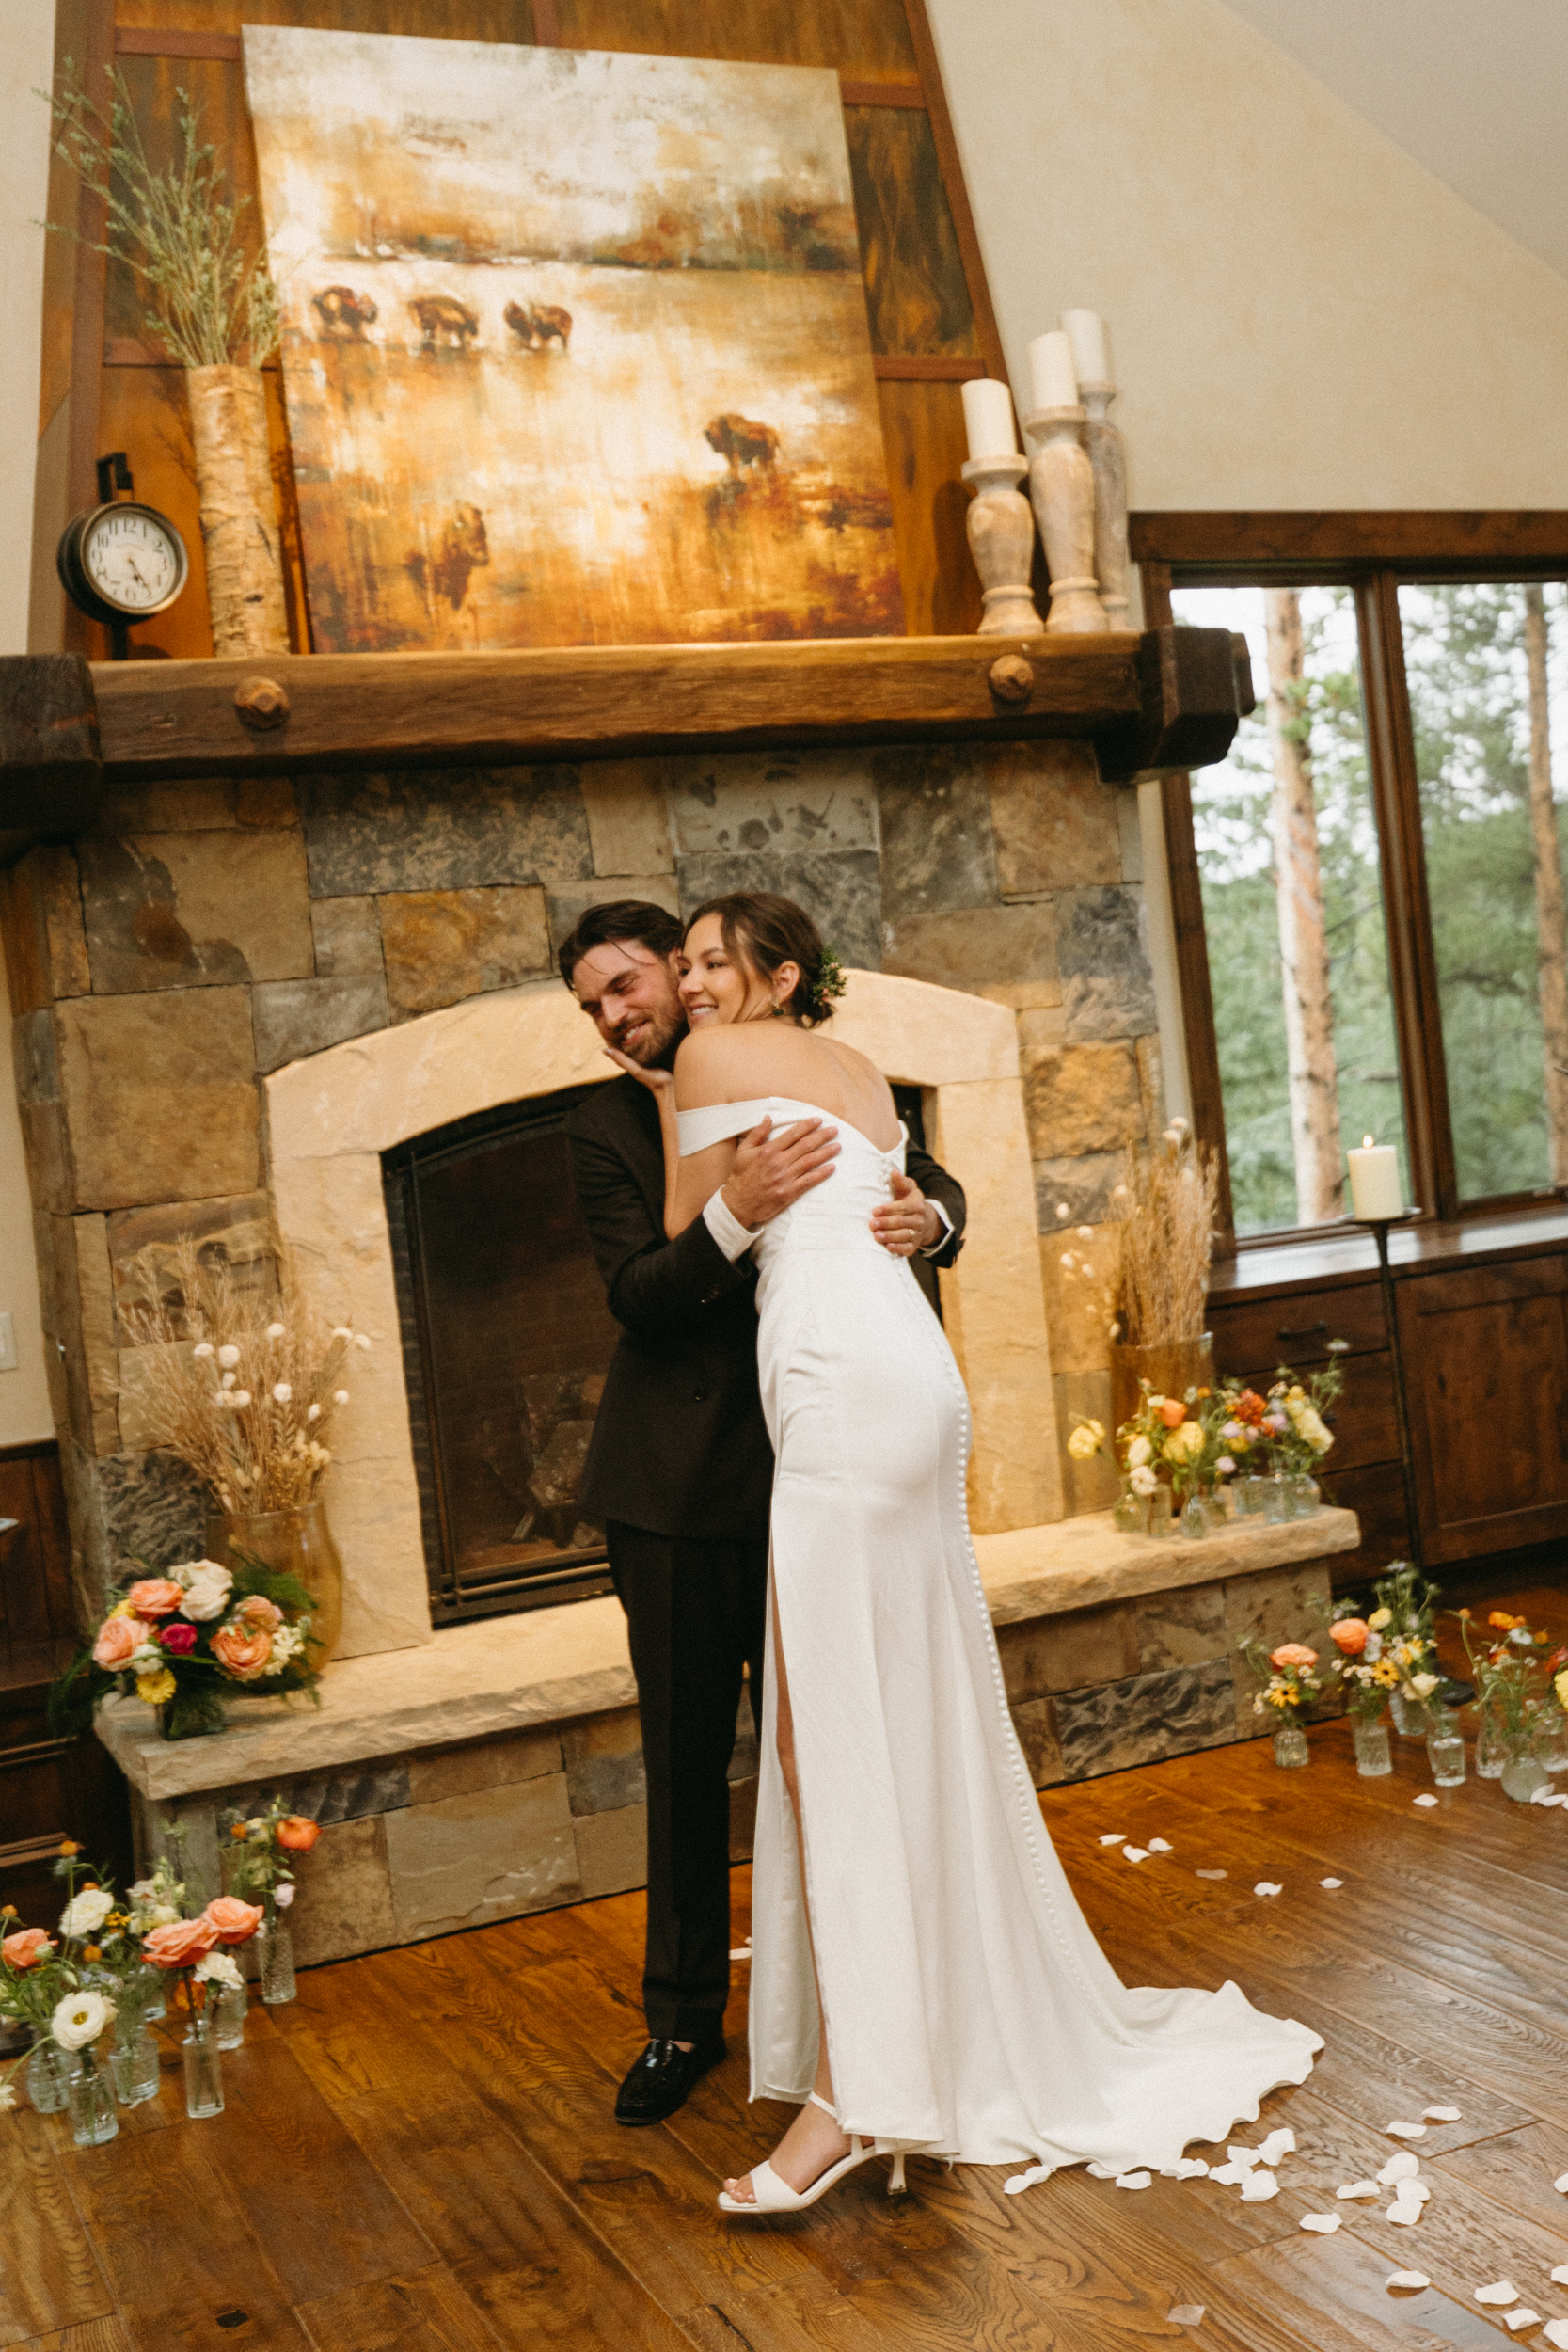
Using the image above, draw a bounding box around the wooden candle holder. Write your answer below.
[960,454,1044,639]
[1022,405,1109,635]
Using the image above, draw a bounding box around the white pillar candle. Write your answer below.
[1347,1136,1403,1219]
[961,377,1019,462]
[1061,307,1111,387]
[1027,328,1079,414]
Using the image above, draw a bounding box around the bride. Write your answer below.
[609,888,1319,2217]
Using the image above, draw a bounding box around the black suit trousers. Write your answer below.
[607,1520,768,2042]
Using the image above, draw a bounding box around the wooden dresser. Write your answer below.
[1207,1206,1568,1576]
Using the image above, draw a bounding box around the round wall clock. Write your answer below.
[56,499,189,628]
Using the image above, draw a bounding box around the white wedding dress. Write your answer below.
[678,1098,1321,2175]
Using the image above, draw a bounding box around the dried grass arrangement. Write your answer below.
[1113,1119,1220,1347]
[119,1238,370,1515]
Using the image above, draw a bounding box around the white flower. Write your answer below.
[354,1333,372,1351]
[217,1344,240,1369]
[58,1887,115,1939]
[333,1390,349,1407]
[266,1321,286,1340]
[146,1901,181,1928]
[192,1342,214,1360]
[127,1641,163,1674]
[51,1989,115,2051]
[307,1402,322,1422]
[1216,1455,1236,1476]
[1130,1465,1158,1496]
[272,1382,293,1403]
[1409,1672,1440,1699]
[181,1564,233,1622]
[275,1883,295,1908]
[1128,1435,1152,1469]
[127,1878,158,1904]
[195,1949,242,1990]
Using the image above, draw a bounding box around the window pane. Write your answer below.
[1399,582,1568,1203]
[1171,584,1407,1236]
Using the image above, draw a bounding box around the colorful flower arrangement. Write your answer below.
[52,1550,322,1741]
[1453,1607,1565,1746]
[1368,1561,1444,1715]
[1215,1353,1343,1480]
[221,1794,321,1939]
[1323,1607,1404,1720]
[1238,1636,1324,1720]
[0,1843,134,2110]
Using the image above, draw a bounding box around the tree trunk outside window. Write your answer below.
[1525,584,1568,1185]
[1265,588,1344,1223]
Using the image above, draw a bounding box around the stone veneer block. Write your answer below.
[236,778,297,828]
[1053,1660,1237,1780]
[14,1006,71,1214]
[674,846,882,972]
[1037,1223,1122,1375]
[407,1727,563,1803]
[1134,1584,1227,1673]
[1,846,91,1009]
[299,766,593,898]
[546,875,679,952]
[667,750,879,860]
[77,831,313,993]
[385,1775,580,1939]
[976,1505,1360,1625]
[875,748,999,915]
[227,1760,412,1827]
[1034,1152,1124,1232]
[93,781,236,834]
[45,1211,120,1454]
[378,886,550,1014]
[574,1801,647,1900]
[831,968,1020,1087]
[1023,1038,1147,1161]
[987,741,1121,897]
[1224,1560,1336,1734]
[106,1190,275,1341]
[310,896,384,977]
[580,758,674,876]
[881,902,1059,996]
[1057,886,1158,1043]
[285,1815,400,1968]
[562,1707,646,1816]
[997,1603,1136,1703]
[55,987,260,1209]
[251,975,391,1075]
[71,1441,207,1596]
[1011,1696,1065,1788]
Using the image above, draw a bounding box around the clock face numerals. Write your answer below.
[83,507,183,612]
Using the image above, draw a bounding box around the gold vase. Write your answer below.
[207,1501,344,1669]
[1108,1334,1216,1454]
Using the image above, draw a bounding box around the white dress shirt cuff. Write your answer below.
[704,1188,762,1263]
[921,1200,955,1258]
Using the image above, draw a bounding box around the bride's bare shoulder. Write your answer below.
[672,1025,771,1107]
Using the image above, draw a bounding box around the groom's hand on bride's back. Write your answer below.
[721,1115,841,1230]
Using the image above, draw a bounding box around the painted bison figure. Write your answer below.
[504,300,572,350]
[432,502,490,612]
[312,285,378,337]
[410,295,480,349]
[705,412,781,476]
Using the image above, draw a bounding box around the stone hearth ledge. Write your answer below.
[95,1507,1358,1802]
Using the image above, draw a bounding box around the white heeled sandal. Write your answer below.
[717,2092,909,2215]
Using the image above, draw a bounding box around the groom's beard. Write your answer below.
[609,1001,687,1069]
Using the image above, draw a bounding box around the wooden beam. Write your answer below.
[1131,509,1568,573]
[899,0,1007,384]
[0,655,103,862]
[113,27,241,59]
[55,628,1240,788]
[873,355,986,380]
[839,75,927,107]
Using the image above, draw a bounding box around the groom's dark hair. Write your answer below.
[558,899,684,989]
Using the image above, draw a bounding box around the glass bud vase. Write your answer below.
[260,1920,296,2006]
[1474,1711,1508,1778]
[214,1978,249,2050]
[138,1963,167,2023]
[1179,1491,1209,1540]
[1426,1724,1466,1787]
[68,2050,119,2147]
[1353,1717,1393,1776]
[110,2022,161,2107]
[25,2033,78,2113]
[1273,1720,1310,1768]
[1287,1473,1321,1517]
[1539,1710,1568,1774]
[182,2013,224,2119]
[1500,1745,1550,1804]
[1390,1688,1427,1740]
[1111,1485,1147,1536]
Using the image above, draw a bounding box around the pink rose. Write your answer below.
[126,1577,184,1617]
[141,1916,220,1968]
[1270,1643,1319,1671]
[202,1897,263,1947]
[233,1595,283,1631]
[92,1616,142,1669]
[212,1625,272,1680]
[160,1621,198,1655]
[1330,1618,1370,1657]
[2,1927,55,1969]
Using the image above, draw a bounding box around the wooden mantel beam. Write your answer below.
[1,630,1243,854]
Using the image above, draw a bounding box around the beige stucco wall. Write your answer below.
[929,0,1568,511]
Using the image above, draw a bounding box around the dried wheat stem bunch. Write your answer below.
[119,1237,369,1514]
[1114,1120,1220,1347]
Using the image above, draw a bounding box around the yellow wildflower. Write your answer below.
[135,1668,177,1707]
[1556,1667,1568,1712]
[1368,1608,1392,1631]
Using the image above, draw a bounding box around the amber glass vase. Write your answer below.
[1108,1335,1216,1451]
[208,1501,344,1666]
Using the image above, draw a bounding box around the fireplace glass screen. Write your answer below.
[385,1085,620,1619]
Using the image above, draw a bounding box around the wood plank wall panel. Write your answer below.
[65,0,998,654]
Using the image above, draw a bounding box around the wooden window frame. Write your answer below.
[1135,512,1568,1254]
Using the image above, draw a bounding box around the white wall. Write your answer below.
[2,0,56,657]
[929,0,1568,512]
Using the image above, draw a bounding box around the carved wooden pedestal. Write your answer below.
[1022,405,1109,635]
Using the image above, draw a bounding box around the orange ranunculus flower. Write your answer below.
[1231,1389,1267,1427]
[141,1915,221,1968]
[212,1625,273,1679]
[126,1577,184,1617]
[202,1897,263,1947]
[92,1615,143,1670]
[276,1816,321,1852]
[1489,1611,1528,1630]
[57,1839,81,1856]
[2,1927,55,1968]
[1330,1617,1370,1657]
[1270,1643,1319,1671]
[1157,1398,1187,1429]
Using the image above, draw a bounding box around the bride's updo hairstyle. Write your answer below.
[683,891,845,1026]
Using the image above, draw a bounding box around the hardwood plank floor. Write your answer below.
[9,1607,1568,2352]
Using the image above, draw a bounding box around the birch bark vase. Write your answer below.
[186,365,289,656]
[961,454,1044,637]
[1080,385,1130,628]
[1022,405,1108,634]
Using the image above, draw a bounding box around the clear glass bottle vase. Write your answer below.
[109,2021,161,2107]
[1426,1724,1466,1787]
[1352,1716,1393,1776]
[260,1919,296,2005]
[1390,1687,1428,1739]
[1500,1744,1550,1804]
[68,2049,119,2146]
[214,1977,249,2049]
[1475,1711,1508,1778]
[1273,1719,1310,1767]
[182,2012,224,2119]
[25,2033,79,2113]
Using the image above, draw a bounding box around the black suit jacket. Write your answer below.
[565,1077,967,1541]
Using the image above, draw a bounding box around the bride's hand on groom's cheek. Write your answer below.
[603,1047,674,1091]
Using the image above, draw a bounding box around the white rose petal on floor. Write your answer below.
[1378,2152,1422,2185]
[1338,2180,1382,2199]
[1386,2271,1431,2292]
[1544,2321,1568,2351]
[1475,2282,1520,2306]
[1320,1877,1344,1888]
[1554,2171,1568,2193]
[1254,1881,1283,1897]
[1259,2128,1296,2167]
[1504,2311,1544,2333]
[1003,2162,1053,2195]
[1123,1846,1151,1864]
[1386,2120,1428,2137]
[1226,2145,1263,2170]
[1207,2161,1249,2185]
[1147,1838,1174,1853]
[1550,2265,1568,2285]
[1115,2169,1152,2189]
[1099,1834,1127,1846]
[1414,1794,1440,1808]
[1300,2213,1341,2233]
[1422,2105,1461,2122]
[1240,2170,1280,2202]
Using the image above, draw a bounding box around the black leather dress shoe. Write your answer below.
[614,2033,725,2125]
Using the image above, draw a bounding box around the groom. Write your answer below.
[560,900,966,2125]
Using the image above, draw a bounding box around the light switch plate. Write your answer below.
[0,1311,16,1372]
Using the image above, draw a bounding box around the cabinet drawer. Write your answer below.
[1319,1460,1409,1578]
[1209,1279,1386,1376]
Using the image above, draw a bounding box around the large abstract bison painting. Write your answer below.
[242,29,904,651]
